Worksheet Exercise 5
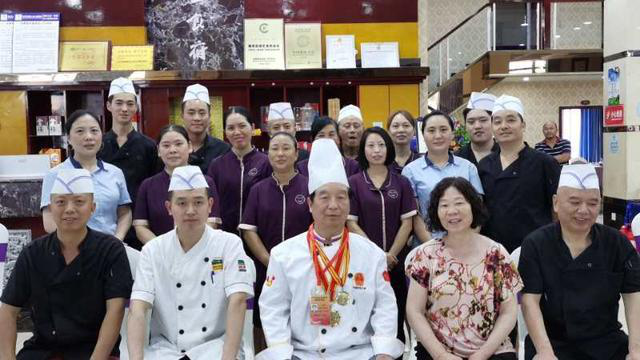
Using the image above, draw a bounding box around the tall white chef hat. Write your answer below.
[467,92,497,112]
[492,95,524,118]
[51,168,94,195]
[267,102,294,122]
[338,105,363,123]
[558,163,599,190]
[168,165,209,192]
[183,84,210,105]
[108,77,136,98]
[308,139,349,194]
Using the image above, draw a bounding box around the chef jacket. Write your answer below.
[133,170,222,236]
[40,158,131,236]
[478,144,560,252]
[99,129,158,204]
[188,134,230,174]
[295,156,360,178]
[455,141,500,167]
[1,229,133,359]
[389,151,421,174]
[519,222,640,358]
[131,226,254,359]
[258,231,404,360]
[207,148,270,234]
[348,170,417,251]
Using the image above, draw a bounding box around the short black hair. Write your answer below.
[157,124,190,144]
[223,106,253,128]
[421,110,455,134]
[65,109,101,135]
[311,116,339,141]
[427,177,488,233]
[269,131,298,149]
[181,100,211,115]
[357,127,395,170]
[463,108,492,121]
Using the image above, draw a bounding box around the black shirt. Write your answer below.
[478,143,560,252]
[1,229,133,359]
[99,129,158,203]
[389,151,421,174]
[455,141,500,166]
[519,222,640,357]
[188,134,230,174]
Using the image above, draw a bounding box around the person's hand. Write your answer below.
[626,351,640,360]
[386,253,398,269]
[468,351,490,360]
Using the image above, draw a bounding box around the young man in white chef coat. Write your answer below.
[127,165,254,360]
[257,139,404,360]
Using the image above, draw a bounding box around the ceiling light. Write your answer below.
[519,43,525,47]
[523,77,530,82]
[521,22,528,27]
[583,21,592,25]
[573,27,581,31]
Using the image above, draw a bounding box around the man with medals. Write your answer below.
[257,139,404,360]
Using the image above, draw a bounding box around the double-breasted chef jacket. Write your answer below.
[519,222,640,359]
[1,229,133,360]
[258,231,404,360]
[131,226,254,359]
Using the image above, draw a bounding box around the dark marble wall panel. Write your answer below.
[0,0,145,26]
[245,0,417,23]
[0,180,42,218]
[146,0,244,70]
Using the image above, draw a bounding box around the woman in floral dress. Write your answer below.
[406,177,522,360]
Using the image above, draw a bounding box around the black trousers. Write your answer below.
[524,333,628,360]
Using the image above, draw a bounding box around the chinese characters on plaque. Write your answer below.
[244,19,285,70]
[285,23,322,70]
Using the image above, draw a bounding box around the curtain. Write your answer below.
[580,107,603,162]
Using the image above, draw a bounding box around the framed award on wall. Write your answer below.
[244,18,285,70]
[285,22,322,70]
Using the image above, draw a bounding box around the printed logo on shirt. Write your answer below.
[353,272,366,289]
[387,189,399,199]
[248,168,259,177]
[383,270,391,282]
[294,194,306,205]
[238,259,247,272]
[265,275,275,287]
[212,258,223,272]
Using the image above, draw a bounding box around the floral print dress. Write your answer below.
[406,238,523,357]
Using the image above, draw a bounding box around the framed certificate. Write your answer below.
[59,41,110,71]
[12,13,60,73]
[244,18,285,70]
[111,45,154,71]
[285,23,322,70]
[361,42,400,68]
[326,35,356,69]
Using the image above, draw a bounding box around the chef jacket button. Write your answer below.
[352,327,357,332]
[201,281,206,286]
[178,305,183,311]
[320,348,326,353]
[202,327,207,332]
[321,328,327,334]
[181,349,186,353]
[587,263,592,268]
[176,283,182,288]
[352,299,356,305]
[202,303,206,308]
[348,273,353,278]
[76,272,81,276]
[52,330,56,335]
[204,257,209,262]
[51,251,55,255]
[179,329,184,335]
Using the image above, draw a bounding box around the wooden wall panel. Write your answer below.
[0,91,27,155]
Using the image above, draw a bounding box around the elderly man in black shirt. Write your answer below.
[519,163,640,360]
[0,168,133,359]
[478,95,560,253]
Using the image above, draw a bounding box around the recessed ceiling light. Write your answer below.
[521,22,528,27]
[458,52,462,55]
[573,27,581,31]
[555,35,561,38]
[523,77,530,82]
[519,43,525,47]
[583,21,592,25]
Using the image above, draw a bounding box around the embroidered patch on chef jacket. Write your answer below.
[238,259,247,272]
[265,275,275,287]
[212,258,223,272]
[353,272,366,289]
[383,270,391,282]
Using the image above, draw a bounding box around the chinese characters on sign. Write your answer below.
[604,105,624,127]
[244,18,285,70]
[59,42,109,71]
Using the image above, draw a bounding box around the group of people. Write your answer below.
[0,77,638,360]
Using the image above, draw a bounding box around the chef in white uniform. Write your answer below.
[257,139,404,360]
[127,165,254,360]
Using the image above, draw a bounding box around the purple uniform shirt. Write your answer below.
[348,170,418,251]
[133,170,221,236]
[207,149,270,234]
[296,156,360,178]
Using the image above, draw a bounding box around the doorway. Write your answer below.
[559,106,603,163]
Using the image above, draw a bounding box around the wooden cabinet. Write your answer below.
[0,91,28,155]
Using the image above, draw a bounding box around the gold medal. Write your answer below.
[330,310,341,327]
[335,290,350,306]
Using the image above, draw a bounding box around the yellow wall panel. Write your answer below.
[60,26,147,46]
[0,91,28,155]
[359,85,390,128]
[389,84,419,118]
[322,22,418,59]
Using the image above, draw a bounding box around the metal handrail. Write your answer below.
[427,3,492,52]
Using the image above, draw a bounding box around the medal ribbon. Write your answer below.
[306,224,350,301]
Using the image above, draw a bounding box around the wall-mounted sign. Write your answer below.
[111,45,154,71]
[244,18,285,70]
[12,13,60,73]
[607,66,621,106]
[361,42,400,68]
[285,23,322,70]
[605,104,624,127]
[59,41,110,71]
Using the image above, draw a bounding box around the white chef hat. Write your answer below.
[558,164,599,190]
[308,139,349,194]
[168,165,209,191]
[267,102,294,122]
[338,105,363,123]
[467,92,497,112]
[108,77,136,98]
[492,95,524,118]
[183,84,210,105]
[51,169,94,195]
